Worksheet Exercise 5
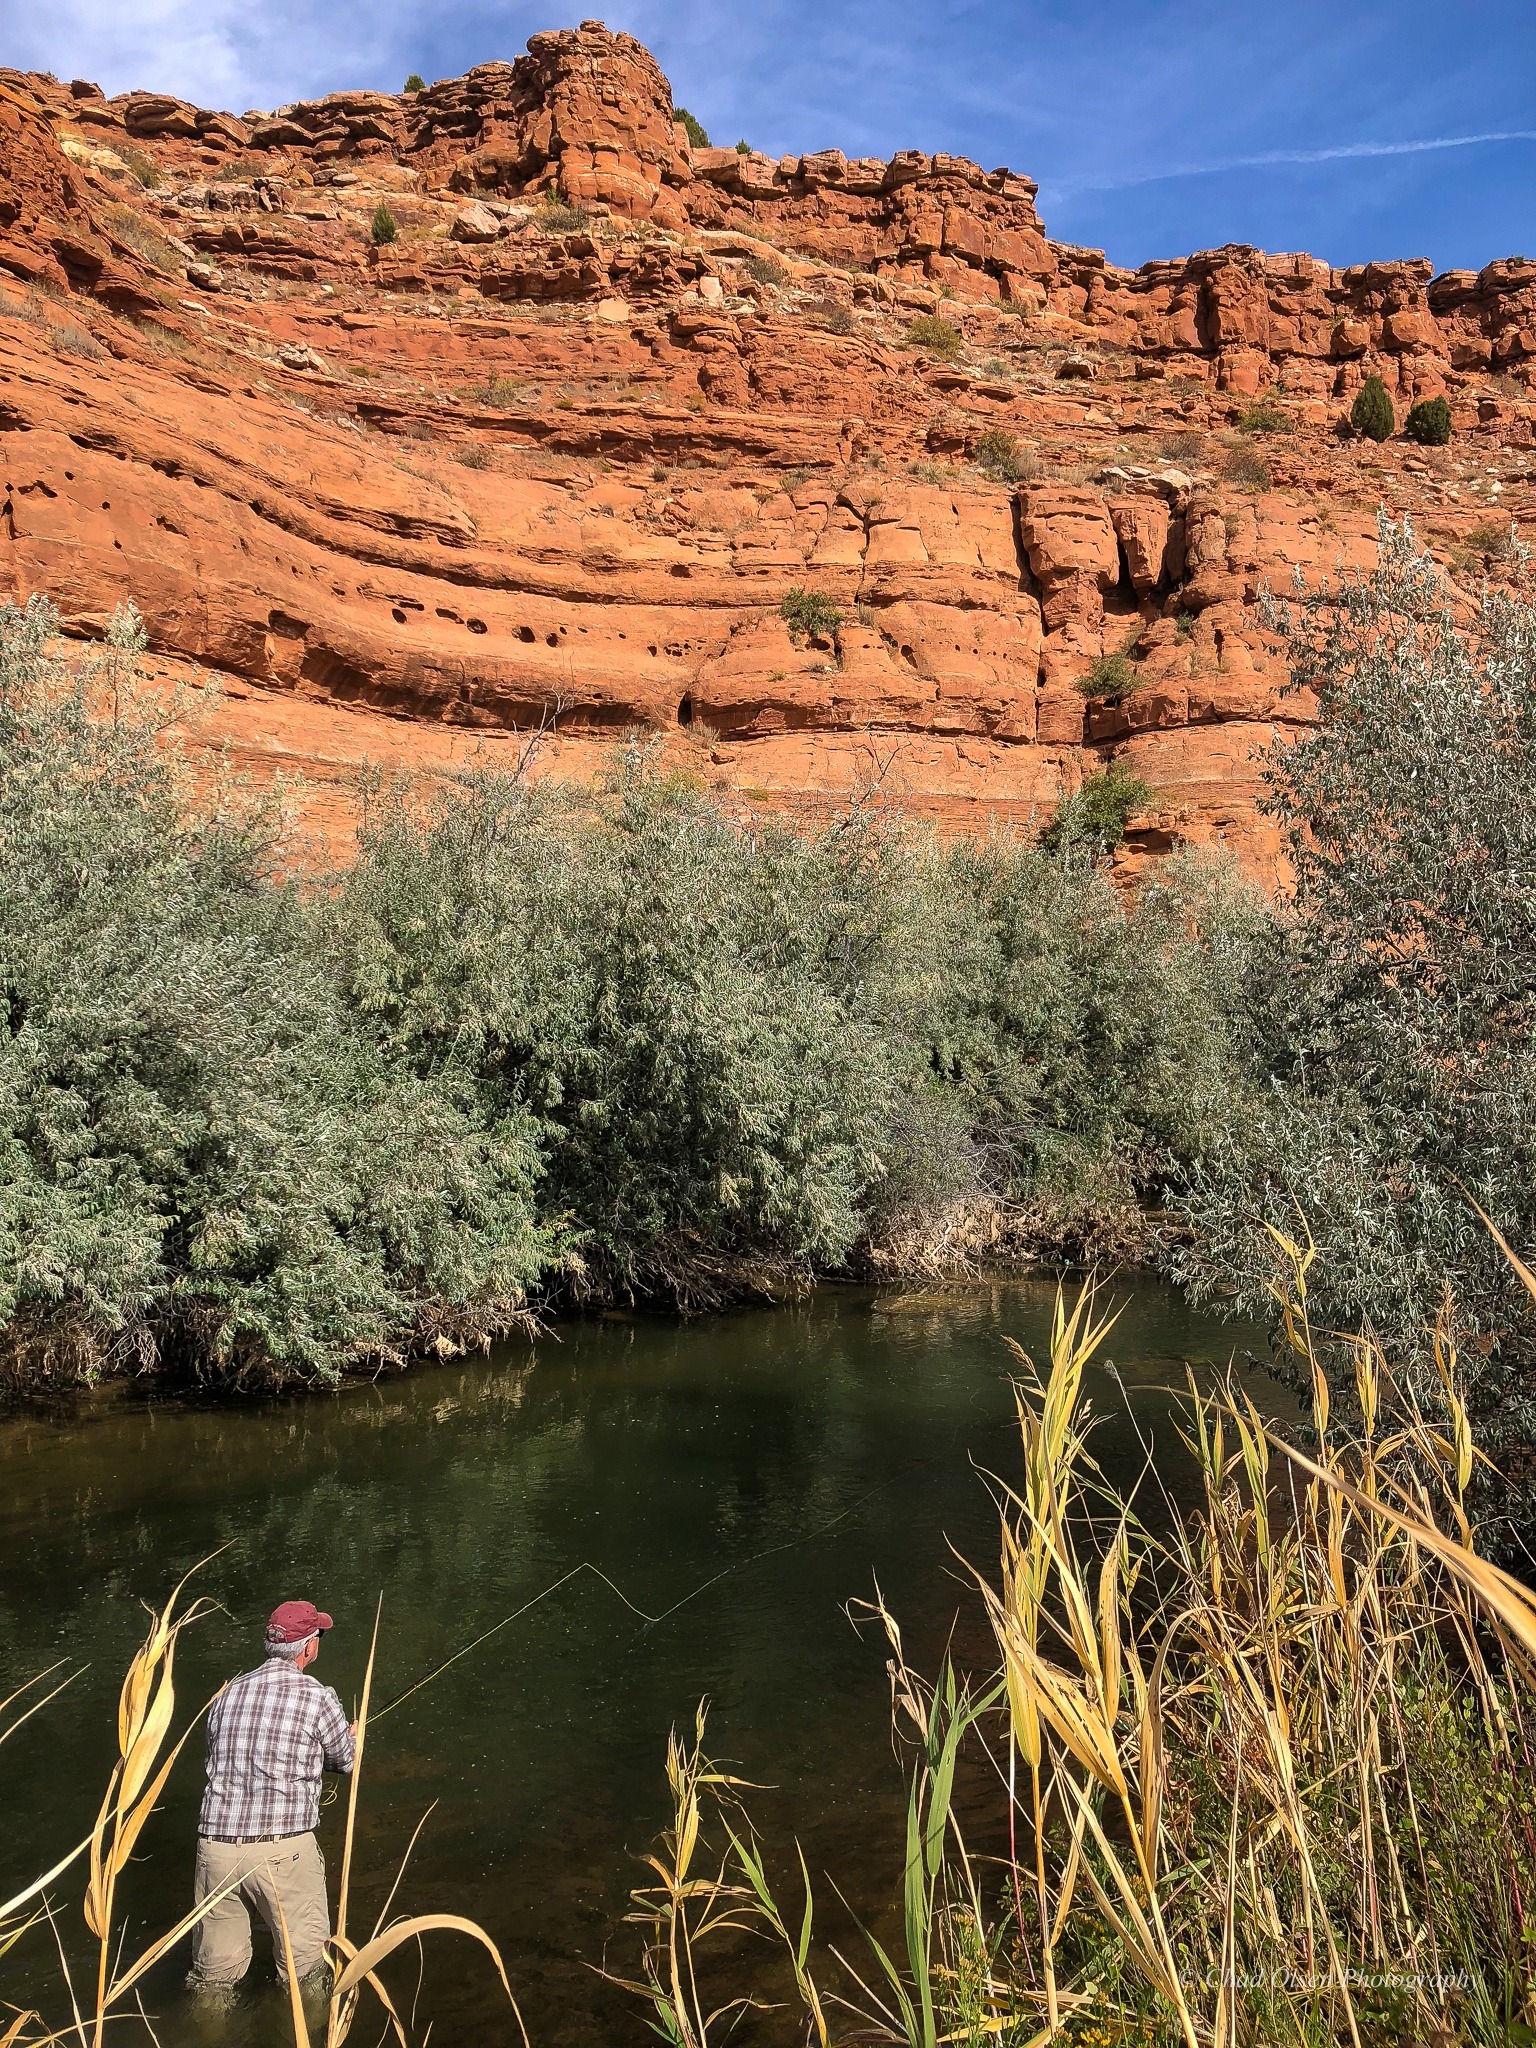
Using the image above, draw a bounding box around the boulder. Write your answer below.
[450,201,501,242]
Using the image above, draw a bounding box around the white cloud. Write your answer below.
[8,0,438,111]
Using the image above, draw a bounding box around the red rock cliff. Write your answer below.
[1,26,1532,874]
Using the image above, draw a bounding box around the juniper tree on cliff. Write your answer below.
[1175,521,1536,1472]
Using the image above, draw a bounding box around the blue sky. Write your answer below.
[14,0,1535,273]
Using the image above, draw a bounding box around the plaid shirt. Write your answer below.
[199,1655,355,1841]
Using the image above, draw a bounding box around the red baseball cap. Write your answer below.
[266,1599,334,1645]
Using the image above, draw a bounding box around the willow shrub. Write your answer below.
[340,762,1259,1302]
[339,761,903,1304]
[0,598,551,1386]
[1173,520,1536,1462]
[0,596,1259,1382]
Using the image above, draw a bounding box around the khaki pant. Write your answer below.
[189,1832,330,1985]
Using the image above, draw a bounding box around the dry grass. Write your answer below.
[104,206,186,278]
[615,1243,1536,2048]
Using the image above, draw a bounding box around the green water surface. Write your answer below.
[0,1279,1274,2045]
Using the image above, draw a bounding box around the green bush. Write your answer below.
[971,428,1032,483]
[735,139,751,155]
[1076,652,1138,700]
[907,315,963,359]
[1350,373,1396,442]
[346,763,1253,1293]
[370,201,398,246]
[536,194,591,232]
[779,586,842,640]
[675,108,709,148]
[402,73,426,94]
[474,374,522,408]
[0,599,550,1387]
[0,598,1259,1378]
[1236,395,1288,434]
[1042,763,1155,854]
[1172,520,1536,1490]
[117,145,161,191]
[1405,394,1453,445]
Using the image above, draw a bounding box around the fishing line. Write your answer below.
[369,1344,1201,1727]
[370,1475,905,1724]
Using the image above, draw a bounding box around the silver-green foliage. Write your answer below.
[0,598,550,1385]
[341,764,1256,1299]
[341,761,900,1303]
[0,597,1258,1379]
[1175,520,1536,1433]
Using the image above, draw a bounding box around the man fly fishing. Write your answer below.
[187,1599,355,1999]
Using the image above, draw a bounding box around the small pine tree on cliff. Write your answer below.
[402,73,426,94]
[675,107,709,148]
[1406,395,1453,446]
[371,202,398,246]
[1350,374,1396,442]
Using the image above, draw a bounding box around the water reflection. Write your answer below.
[0,1279,1277,2046]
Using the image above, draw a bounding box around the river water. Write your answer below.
[0,1278,1275,2046]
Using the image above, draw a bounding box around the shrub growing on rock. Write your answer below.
[674,108,709,148]
[972,427,1032,483]
[1076,652,1138,700]
[907,315,963,359]
[1223,439,1271,491]
[370,202,398,246]
[1236,395,1288,434]
[536,193,590,232]
[402,73,426,93]
[1405,394,1453,445]
[779,587,843,641]
[118,145,161,190]
[1159,429,1207,468]
[1350,373,1396,442]
[744,253,789,288]
[809,298,854,334]
[1041,762,1155,853]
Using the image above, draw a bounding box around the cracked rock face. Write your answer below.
[1,32,1534,881]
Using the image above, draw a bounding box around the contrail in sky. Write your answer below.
[1050,128,1536,197]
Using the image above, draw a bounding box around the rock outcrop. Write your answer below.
[1,27,1532,878]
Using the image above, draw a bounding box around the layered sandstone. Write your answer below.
[1,30,1532,877]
